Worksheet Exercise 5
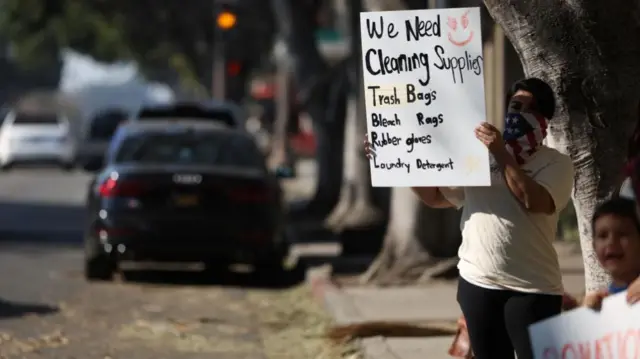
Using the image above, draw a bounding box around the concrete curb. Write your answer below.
[306,265,372,358]
[306,266,458,359]
[307,264,337,301]
[306,264,364,324]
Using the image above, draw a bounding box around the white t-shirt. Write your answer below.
[441,146,574,295]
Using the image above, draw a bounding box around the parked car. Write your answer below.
[82,119,290,281]
[0,110,76,170]
[76,108,129,170]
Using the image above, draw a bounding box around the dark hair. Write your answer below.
[505,78,556,119]
[592,198,640,234]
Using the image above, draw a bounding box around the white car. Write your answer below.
[0,111,76,170]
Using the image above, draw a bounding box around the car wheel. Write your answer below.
[84,254,116,281]
[254,260,286,285]
[254,249,288,275]
[0,162,13,171]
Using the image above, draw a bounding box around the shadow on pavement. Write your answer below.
[0,298,59,319]
[121,263,307,290]
[0,201,84,248]
[288,218,385,256]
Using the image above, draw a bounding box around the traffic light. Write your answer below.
[217,11,236,30]
[225,60,247,102]
[226,61,242,77]
[216,4,237,31]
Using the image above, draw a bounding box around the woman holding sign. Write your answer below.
[365,78,574,359]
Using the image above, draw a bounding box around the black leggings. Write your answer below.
[457,277,562,359]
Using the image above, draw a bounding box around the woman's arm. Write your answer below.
[493,150,556,214]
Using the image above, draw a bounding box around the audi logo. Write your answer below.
[172,174,202,185]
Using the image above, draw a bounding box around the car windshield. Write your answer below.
[113,131,264,168]
[13,112,60,125]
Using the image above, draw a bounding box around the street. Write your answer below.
[0,169,341,359]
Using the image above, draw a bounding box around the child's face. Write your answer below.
[593,214,640,281]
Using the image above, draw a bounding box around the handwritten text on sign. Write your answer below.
[529,292,640,359]
[361,8,490,187]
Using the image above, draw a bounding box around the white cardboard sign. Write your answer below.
[529,292,640,359]
[360,7,490,187]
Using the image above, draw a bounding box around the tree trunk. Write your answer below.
[361,188,462,285]
[267,54,293,171]
[324,0,386,232]
[271,0,347,220]
[484,0,640,292]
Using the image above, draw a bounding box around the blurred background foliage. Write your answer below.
[559,201,578,241]
[0,0,276,91]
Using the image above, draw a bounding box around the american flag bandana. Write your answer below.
[503,112,549,165]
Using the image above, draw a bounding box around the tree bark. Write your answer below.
[484,0,640,292]
[270,0,347,220]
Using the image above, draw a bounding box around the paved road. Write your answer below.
[0,168,336,359]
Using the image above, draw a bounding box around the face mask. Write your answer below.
[503,110,548,164]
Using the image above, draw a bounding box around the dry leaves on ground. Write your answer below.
[248,284,361,359]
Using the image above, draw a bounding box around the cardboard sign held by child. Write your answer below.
[528,292,640,359]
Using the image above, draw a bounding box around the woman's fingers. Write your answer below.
[365,146,375,158]
[364,145,376,159]
[363,133,379,159]
[363,133,374,158]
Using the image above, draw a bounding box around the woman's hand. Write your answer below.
[475,122,508,157]
[627,277,640,305]
[364,134,375,159]
[583,290,609,311]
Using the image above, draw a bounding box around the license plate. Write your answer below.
[173,194,199,207]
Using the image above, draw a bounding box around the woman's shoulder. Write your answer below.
[529,146,573,174]
[522,147,574,182]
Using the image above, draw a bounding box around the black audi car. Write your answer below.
[82,118,289,281]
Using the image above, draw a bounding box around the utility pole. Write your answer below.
[212,1,237,100]
[212,1,226,100]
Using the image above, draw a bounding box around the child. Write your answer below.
[583,198,640,309]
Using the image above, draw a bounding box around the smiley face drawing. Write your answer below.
[447,10,474,47]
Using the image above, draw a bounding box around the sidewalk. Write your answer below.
[309,242,586,359]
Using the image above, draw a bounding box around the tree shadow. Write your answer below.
[0,298,59,319]
[0,200,84,249]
